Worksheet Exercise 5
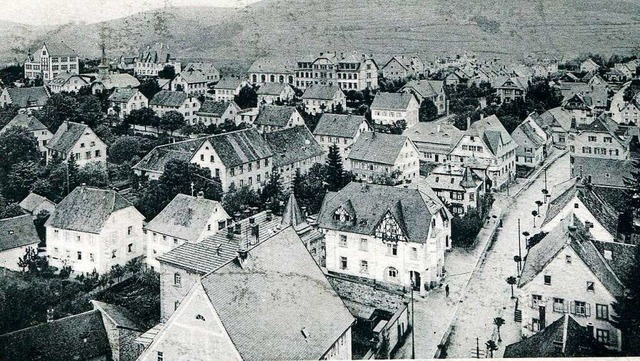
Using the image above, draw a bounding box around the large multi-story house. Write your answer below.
[0,114,52,158]
[347,132,420,184]
[107,88,148,119]
[496,77,528,103]
[301,85,346,114]
[381,55,424,80]
[512,121,546,168]
[424,165,485,215]
[214,78,247,102]
[540,107,574,147]
[138,227,354,361]
[256,83,296,105]
[47,72,90,94]
[46,121,108,167]
[449,115,517,189]
[45,186,145,274]
[169,69,209,96]
[149,90,201,125]
[0,86,49,114]
[134,128,273,192]
[183,62,220,83]
[253,105,304,133]
[312,113,371,163]
[400,80,447,115]
[370,92,420,128]
[24,42,79,81]
[403,122,463,164]
[145,193,229,270]
[317,182,451,296]
[295,51,379,91]
[568,116,629,161]
[195,100,241,126]
[134,43,182,77]
[517,216,624,351]
[248,57,296,85]
[264,126,325,188]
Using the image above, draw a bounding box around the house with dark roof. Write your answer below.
[347,132,420,184]
[295,51,379,91]
[517,215,624,351]
[91,73,140,94]
[313,113,371,163]
[0,113,52,156]
[540,106,574,147]
[145,193,230,269]
[253,105,304,133]
[46,121,107,167]
[370,92,420,128]
[512,120,545,168]
[183,62,220,83]
[403,122,463,164]
[571,156,633,189]
[301,85,346,114]
[569,115,629,162]
[0,214,40,271]
[264,126,324,187]
[149,90,201,125]
[497,76,528,103]
[169,69,209,96]
[400,79,447,115]
[194,100,240,126]
[23,42,79,81]
[563,92,596,126]
[248,57,296,85]
[0,86,49,114]
[317,182,450,295]
[381,55,424,80]
[107,88,148,119]
[47,71,90,94]
[135,43,182,77]
[45,185,145,274]
[504,314,610,358]
[256,82,296,105]
[214,78,247,102]
[138,227,355,361]
[19,192,56,217]
[449,115,517,189]
[424,164,485,215]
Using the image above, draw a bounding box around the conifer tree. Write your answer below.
[325,144,345,191]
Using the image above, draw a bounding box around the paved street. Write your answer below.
[395,151,570,359]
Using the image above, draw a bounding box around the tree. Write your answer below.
[75,94,104,128]
[160,110,185,135]
[535,200,543,215]
[419,99,439,122]
[485,340,498,358]
[623,79,640,103]
[222,183,261,218]
[0,105,19,130]
[138,78,162,100]
[34,210,49,244]
[325,144,346,191]
[234,85,258,109]
[493,317,505,342]
[109,136,142,164]
[371,169,403,186]
[110,264,125,282]
[260,171,285,214]
[77,163,109,188]
[293,163,328,215]
[0,65,23,86]
[532,210,538,227]
[4,161,41,202]
[0,127,41,177]
[125,107,159,131]
[612,246,640,355]
[506,276,517,299]
[33,93,79,132]
[158,65,176,79]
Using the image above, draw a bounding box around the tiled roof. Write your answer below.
[184,62,218,74]
[592,240,636,286]
[504,314,607,358]
[208,128,273,168]
[133,138,205,174]
[313,113,367,138]
[149,90,189,108]
[0,310,110,361]
[572,156,633,188]
[19,192,55,214]
[497,76,527,90]
[138,43,172,63]
[403,122,463,148]
[370,92,416,111]
[177,69,208,84]
[318,182,437,242]
[196,100,237,117]
[253,105,297,127]
[201,227,354,361]
[577,186,621,238]
[401,80,443,99]
[6,87,49,108]
[542,178,579,228]
[93,73,140,90]
[108,88,139,103]
[281,193,305,229]
[256,83,291,96]
[248,57,296,74]
[146,194,227,243]
[512,122,545,156]
[264,126,324,168]
[347,132,409,165]
[0,214,39,252]
[0,114,48,134]
[577,116,625,146]
[46,186,134,234]
[90,300,145,331]
[301,85,343,100]
[540,107,573,131]
[215,78,244,90]
[467,115,517,155]
[425,165,483,192]
[44,42,77,56]
[46,121,91,154]
[48,72,87,87]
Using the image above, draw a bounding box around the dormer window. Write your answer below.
[334,206,351,222]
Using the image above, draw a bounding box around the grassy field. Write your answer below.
[1,0,639,71]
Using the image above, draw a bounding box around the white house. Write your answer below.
[24,42,79,81]
[149,90,201,125]
[256,82,296,104]
[195,100,241,126]
[512,121,546,168]
[381,55,424,80]
[45,186,145,274]
[580,58,601,74]
[424,165,485,215]
[253,105,305,133]
[403,122,463,164]
[370,92,420,128]
[135,43,182,77]
[46,121,108,167]
[47,72,90,94]
[107,88,148,119]
[312,113,371,163]
[0,214,41,271]
[170,69,209,96]
[19,192,56,217]
[301,85,346,115]
[0,114,53,158]
[317,182,451,295]
[0,86,49,114]
[400,80,447,115]
[183,62,220,83]
[214,78,247,102]
[248,57,296,85]
[295,51,379,91]
[145,193,230,270]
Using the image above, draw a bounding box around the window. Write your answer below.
[596,329,609,345]
[387,267,398,279]
[595,303,609,320]
[200,154,205,161]
[574,203,579,209]
[359,238,368,251]
[89,253,94,262]
[360,260,368,273]
[90,141,95,147]
[587,281,594,292]
[174,273,181,286]
[532,294,542,307]
[544,275,551,285]
[128,243,133,253]
[111,250,116,258]
[340,256,348,270]
[210,155,214,162]
[95,150,101,157]
[127,226,132,235]
[80,142,85,148]
[157,351,164,361]
[387,243,398,256]
[410,247,418,260]
[174,301,180,310]
[574,301,588,316]
[566,255,572,263]
[174,238,178,244]
[77,251,82,260]
[553,298,565,312]
[588,136,597,142]
[85,151,91,159]
[339,235,347,247]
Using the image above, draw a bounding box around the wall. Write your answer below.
[146,231,187,270]
[66,129,108,167]
[541,196,614,242]
[321,328,353,360]
[570,132,628,160]
[327,273,405,312]
[159,262,203,321]
[0,244,37,271]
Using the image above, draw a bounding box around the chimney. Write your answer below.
[301,206,307,217]
[249,217,255,225]
[266,209,273,221]
[466,117,471,130]
[197,191,204,199]
[237,245,249,268]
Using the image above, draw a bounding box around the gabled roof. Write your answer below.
[592,240,636,286]
[248,57,296,74]
[19,192,55,214]
[572,156,633,188]
[382,55,420,71]
[370,92,416,111]
[46,121,97,155]
[318,182,436,242]
[301,85,343,100]
[206,128,273,168]
[196,100,238,117]
[512,122,545,155]
[281,193,305,229]
[176,69,208,84]
[0,214,39,252]
[0,310,110,361]
[138,43,173,64]
[577,116,625,146]
[46,186,135,234]
[5,87,49,108]
[200,227,354,361]
[313,113,368,138]
[108,88,140,103]
[0,114,48,135]
[149,90,189,108]
[256,83,292,96]
[403,122,463,148]
[540,107,573,131]
[466,115,516,155]
[43,42,77,57]
[48,72,88,87]
[264,126,324,168]
[504,314,608,358]
[347,132,410,165]
[253,105,298,127]
[146,194,227,243]
[401,79,444,99]
[497,76,527,90]
[215,77,244,90]
[90,300,145,331]
[133,138,206,174]
[92,73,140,90]
[542,178,580,227]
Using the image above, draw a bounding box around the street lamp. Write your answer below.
[532,210,538,227]
[517,219,523,274]
[411,279,415,359]
[535,200,543,216]
[542,188,549,204]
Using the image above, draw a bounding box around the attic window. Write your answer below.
[587,282,595,292]
[574,203,579,209]
[585,221,594,229]
[605,173,610,178]
[196,314,206,321]
[566,255,572,263]
[604,250,612,260]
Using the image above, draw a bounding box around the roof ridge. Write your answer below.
[0,309,99,336]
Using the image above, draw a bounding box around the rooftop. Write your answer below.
[253,105,298,127]
[19,192,55,214]
[5,87,49,109]
[108,88,140,103]
[46,121,95,155]
[301,85,343,100]
[149,90,190,108]
[264,126,324,168]
[347,132,410,165]
[0,214,39,252]
[0,114,48,135]
[370,92,416,111]
[313,113,368,138]
[403,122,463,148]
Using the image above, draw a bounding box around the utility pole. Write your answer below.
[544,168,548,195]
[476,337,480,359]
[411,281,415,359]
[190,181,195,196]
[517,218,522,274]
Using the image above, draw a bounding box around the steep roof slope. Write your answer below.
[0,214,40,252]
[264,126,324,167]
[313,113,367,138]
[347,132,410,165]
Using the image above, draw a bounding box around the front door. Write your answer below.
[435,154,439,162]
[538,305,546,329]
[410,271,421,291]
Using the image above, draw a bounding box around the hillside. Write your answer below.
[3,0,640,71]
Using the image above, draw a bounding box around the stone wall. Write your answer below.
[327,273,405,313]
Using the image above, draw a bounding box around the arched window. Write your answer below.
[270,75,275,82]
[196,314,206,321]
[386,267,399,281]
[279,75,284,83]
[261,74,266,83]
[288,75,294,84]
[252,74,257,83]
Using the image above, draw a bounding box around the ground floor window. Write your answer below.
[596,329,609,345]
